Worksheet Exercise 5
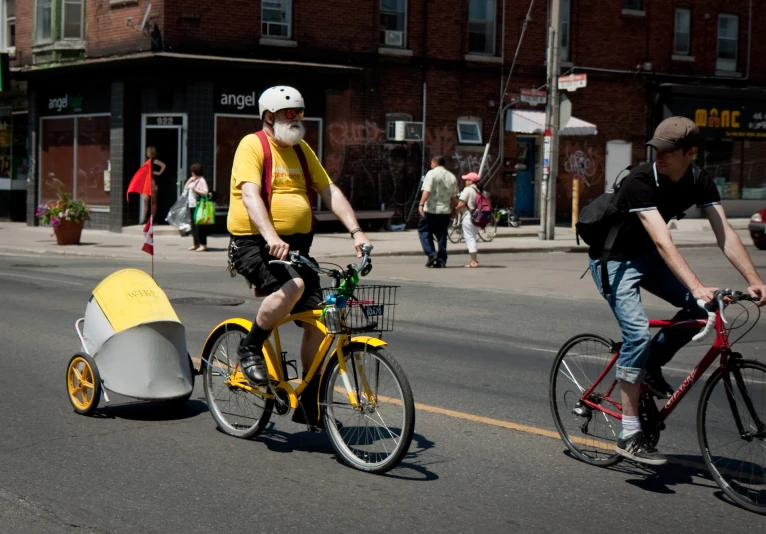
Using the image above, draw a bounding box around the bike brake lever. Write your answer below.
[718,291,728,324]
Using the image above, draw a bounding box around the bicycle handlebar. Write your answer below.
[265,243,374,279]
[692,289,755,342]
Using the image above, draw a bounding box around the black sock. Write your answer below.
[242,322,272,349]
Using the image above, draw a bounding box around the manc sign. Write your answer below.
[671,97,766,138]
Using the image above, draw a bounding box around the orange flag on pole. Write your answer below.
[127,159,153,200]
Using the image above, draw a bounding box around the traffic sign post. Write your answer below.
[520,88,547,106]
[557,73,587,92]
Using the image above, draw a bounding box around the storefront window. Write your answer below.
[40,115,110,206]
[11,111,28,182]
[214,116,323,207]
[76,116,110,206]
[742,140,766,199]
[40,118,74,203]
[701,138,743,200]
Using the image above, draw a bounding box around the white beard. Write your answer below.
[273,120,305,146]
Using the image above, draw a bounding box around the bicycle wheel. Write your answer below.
[698,358,766,514]
[448,224,463,243]
[66,352,102,416]
[321,342,415,474]
[203,323,273,439]
[549,333,623,466]
[479,214,498,242]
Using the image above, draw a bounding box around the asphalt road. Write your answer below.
[0,248,765,533]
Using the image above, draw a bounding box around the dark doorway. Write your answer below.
[144,128,180,225]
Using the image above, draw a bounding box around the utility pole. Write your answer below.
[541,0,561,240]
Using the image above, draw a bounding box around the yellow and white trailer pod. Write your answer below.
[73,268,193,402]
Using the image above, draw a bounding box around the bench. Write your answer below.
[314,210,396,231]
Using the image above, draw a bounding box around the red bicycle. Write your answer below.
[549,289,766,514]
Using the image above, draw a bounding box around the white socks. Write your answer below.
[622,415,641,439]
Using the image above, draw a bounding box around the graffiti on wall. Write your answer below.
[324,119,496,221]
[562,142,604,188]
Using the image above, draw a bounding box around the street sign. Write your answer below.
[520,88,547,106]
[543,129,551,175]
[558,73,587,92]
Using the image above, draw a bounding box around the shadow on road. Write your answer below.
[93,398,208,421]
[252,426,441,481]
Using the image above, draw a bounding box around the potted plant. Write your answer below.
[36,189,91,246]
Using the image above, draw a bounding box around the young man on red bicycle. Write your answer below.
[589,116,766,464]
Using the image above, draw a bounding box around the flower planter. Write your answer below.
[54,220,84,246]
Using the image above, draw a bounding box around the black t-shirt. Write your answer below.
[598,162,720,260]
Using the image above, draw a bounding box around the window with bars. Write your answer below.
[63,0,83,40]
[35,0,53,42]
[262,0,292,39]
[468,0,496,55]
[380,0,406,47]
[673,8,691,56]
[717,14,738,71]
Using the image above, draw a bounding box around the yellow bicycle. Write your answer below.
[200,244,415,473]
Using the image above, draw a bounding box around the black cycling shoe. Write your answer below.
[645,368,675,399]
[237,343,269,385]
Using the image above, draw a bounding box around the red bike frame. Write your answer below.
[580,313,726,422]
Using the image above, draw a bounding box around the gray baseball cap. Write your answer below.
[646,116,700,153]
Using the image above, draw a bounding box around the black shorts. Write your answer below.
[229,232,323,314]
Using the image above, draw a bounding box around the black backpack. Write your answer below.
[576,164,699,295]
[575,166,633,295]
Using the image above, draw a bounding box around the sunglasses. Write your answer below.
[284,108,305,120]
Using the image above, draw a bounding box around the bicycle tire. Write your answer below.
[479,214,498,242]
[203,323,273,439]
[697,358,766,514]
[549,333,623,467]
[448,225,463,244]
[320,342,415,474]
[66,352,102,416]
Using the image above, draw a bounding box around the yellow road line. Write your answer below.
[340,386,615,451]
[412,401,615,451]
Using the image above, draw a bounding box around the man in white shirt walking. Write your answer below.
[417,155,458,268]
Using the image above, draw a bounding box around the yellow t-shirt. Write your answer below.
[227,133,332,236]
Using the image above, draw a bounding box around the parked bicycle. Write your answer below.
[448,211,498,244]
[200,244,415,474]
[549,289,766,514]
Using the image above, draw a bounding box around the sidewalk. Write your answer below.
[0,219,753,265]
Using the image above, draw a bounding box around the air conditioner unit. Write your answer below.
[389,121,423,142]
[385,30,404,47]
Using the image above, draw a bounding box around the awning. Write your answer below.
[505,110,598,136]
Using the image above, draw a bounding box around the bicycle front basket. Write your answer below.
[321,285,398,333]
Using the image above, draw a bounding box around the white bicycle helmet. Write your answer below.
[258,86,305,120]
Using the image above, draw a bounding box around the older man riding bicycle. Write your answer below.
[227,85,371,428]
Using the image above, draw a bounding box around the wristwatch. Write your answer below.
[350,227,362,238]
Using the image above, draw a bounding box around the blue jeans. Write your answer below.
[590,249,707,384]
[418,213,450,266]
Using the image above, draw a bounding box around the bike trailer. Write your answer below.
[74,268,193,401]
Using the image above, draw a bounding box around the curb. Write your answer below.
[0,241,722,261]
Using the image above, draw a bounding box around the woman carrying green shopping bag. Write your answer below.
[184,163,210,252]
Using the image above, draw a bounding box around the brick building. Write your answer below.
[3,0,766,229]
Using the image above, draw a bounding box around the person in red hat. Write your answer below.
[455,172,482,268]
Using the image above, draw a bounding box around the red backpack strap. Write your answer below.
[293,143,316,227]
[254,131,273,210]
